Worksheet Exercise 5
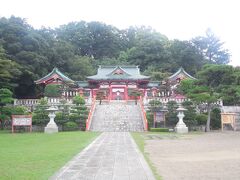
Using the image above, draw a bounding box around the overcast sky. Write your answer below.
[0,0,239,66]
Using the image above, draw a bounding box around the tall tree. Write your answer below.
[192,28,230,64]
[167,40,204,75]
[0,88,13,129]
[126,27,169,71]
[179,79,219,132]
[0,45,22,89]
[179,64,239,131]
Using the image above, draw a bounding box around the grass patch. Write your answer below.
[131,132,162,180]
[0,131,99,180]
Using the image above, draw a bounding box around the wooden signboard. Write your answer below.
[221,113,236,131]
[12,115,32,133]
[155,112,165,122]
[154,111,166,127]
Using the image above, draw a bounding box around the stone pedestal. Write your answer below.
[175,124,188,133]
[175,107,188,134]
[44,110,58,134]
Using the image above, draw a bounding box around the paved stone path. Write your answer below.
[51,132,155,180]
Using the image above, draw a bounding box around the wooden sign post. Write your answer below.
[12,115,32,133]
[154,111,166,127]
[221,113,236,131]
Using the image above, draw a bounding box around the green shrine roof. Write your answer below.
[147,81,161,88]
[168,67,196,81]
[76,81,89,88]
[35,67,74,84]
[87,65,150,81]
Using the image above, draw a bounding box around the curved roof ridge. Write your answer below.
[106,66,131,76]
[168,67,196,80]
[35,67,73,84]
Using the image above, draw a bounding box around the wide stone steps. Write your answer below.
[90,101,144,132]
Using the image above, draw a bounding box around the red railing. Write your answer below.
[85,97,96,131]
[139,96,148,131]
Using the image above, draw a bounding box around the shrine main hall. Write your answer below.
[34,65,195,101]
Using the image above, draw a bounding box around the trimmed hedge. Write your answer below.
[150,128,169,132]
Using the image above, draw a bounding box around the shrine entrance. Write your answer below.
[112,88,125,100]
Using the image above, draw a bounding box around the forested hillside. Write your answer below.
[0,16,230,98]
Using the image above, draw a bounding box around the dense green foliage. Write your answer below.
[32,96,88,130]
[165,101,178,127]
[70,95,88,130]
[128,89,141,104]
[179,64,240,131]
[32,98,49,125]
[0,16,231,98]
[181,101,198,129]
[44,84,63,97]
[0,88,14,129]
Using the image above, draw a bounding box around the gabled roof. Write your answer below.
[35,67,74,84]
[87,65,150,81]
[168,67,196,81]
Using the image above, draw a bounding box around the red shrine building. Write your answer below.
[34,65,195,102]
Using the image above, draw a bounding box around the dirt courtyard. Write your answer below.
[145,132,240,180]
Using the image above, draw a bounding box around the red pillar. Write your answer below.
[125,84,128,101]
[109,85,112,100]
[91,89,94,98]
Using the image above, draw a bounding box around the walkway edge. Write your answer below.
[49,133,104,180]
[129,133,156,180]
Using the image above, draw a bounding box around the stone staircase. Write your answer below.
[89,101,144,132]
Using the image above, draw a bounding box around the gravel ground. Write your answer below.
[145,132,240,180]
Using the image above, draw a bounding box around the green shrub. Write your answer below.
[196,114,207,125]
[182,101,197,127]
[146,111,154,128]
[32,112,49,125]
[63,121,78,131]
[165,101,178,127]
[55,112,68,125]
[150,128,169,132]
[211,108,221,129]
[69,113,80,121]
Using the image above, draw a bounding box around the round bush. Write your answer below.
[63,121,78,131]
[196,114,207,125]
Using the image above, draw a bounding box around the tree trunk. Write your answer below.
[0,107,4,130]
[0,119,3,130]
[206,104,211,132]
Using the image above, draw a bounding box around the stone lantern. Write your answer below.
[44,106,58,133]
[175,106,188,133]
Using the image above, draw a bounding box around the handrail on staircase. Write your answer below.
[86,97,96,131]
[139,96,148,131]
